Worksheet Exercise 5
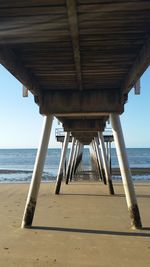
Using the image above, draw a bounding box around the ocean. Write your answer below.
[0,148,150,183]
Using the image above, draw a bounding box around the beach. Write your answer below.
[0,181,150,267]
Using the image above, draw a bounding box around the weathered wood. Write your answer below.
[110,114,142,229]
[1,1,149,95]
[72,133,93,144]
[55,132,70,194]
[0,0,65,8]
[66,137,75,184]
[21,115,53,228]
[73,143,84,176]
[72,141,81,176]
[63,118,106,132]
[2,0,148,231]
[79,2,150,13]
[40,89,124,115]
[94,137,107,185]
[66,0,82,90]
[89,141,100,180]
[98,132,115,195]
[69,140,79,182]
[93,138,103,181]
[22,85,28,97]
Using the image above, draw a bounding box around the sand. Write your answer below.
[0,181,150,267]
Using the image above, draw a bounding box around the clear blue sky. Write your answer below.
[0,64,150,148]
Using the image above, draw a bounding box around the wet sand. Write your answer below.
[1,167,150,175]
[0,181,150,266]
[112,167,150,175]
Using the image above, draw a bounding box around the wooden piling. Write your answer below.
[89,141,100,180]
[69,139,78,182]
[108,141,112,175]
[21,115,53,228]
[71,140,80,179]
[89,143,95,175]
[74,143,83,176]
[94,137,107,184]
[110,114,142,229]
[93,138,103,181]
[66,137,75,184]
[98,132,115,195]
[55,132,70,194]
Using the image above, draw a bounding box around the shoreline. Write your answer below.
[0,169,32,174]
[1,167,150,184]
[0,180,150,186]
[1,167,150,174]
[112,167,150,175]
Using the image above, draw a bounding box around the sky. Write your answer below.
[0,64,150,148]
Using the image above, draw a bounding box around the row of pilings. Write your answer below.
[21,114,142,230]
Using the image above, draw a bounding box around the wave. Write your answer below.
[0,169,150,183]
[0,169,56,183]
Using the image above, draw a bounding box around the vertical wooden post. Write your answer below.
[72,140,80,177]
[110,113,142,229]
[98,132,115,195]
[93,138,103,181]
[94,137,107,184]
[69,139,78,182]
[90,140,100,180]
[108,141,112,175]
[90,142,96,172]
[21,115,53,228]
[80,145,84,173]
[66,137,75,184]
[55,132,70,194]
[89,142,95,175]
[77,144,84,172]
[74,143,83,176]
[106,142,109,162]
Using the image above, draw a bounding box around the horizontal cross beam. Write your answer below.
[71,132,98,144]
[63,118,106,132]
[39,89,124,115]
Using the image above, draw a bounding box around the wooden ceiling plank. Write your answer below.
[66,0,83,90]
[79,2,150,13]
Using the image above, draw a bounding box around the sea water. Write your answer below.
[0,148,150,183]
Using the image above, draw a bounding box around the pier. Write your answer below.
[0,1,150,231]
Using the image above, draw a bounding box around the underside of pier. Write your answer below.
[0,1,150,141]
[0,1,150,229]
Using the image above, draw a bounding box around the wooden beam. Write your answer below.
[22,85,28,97]
[122,37,150,93]
[79,2,150,13]
[40,88,124,115]
[56,112,112,117]
[66,0,82,90]
[63,119,106,132]
[0,45,41,96]
[72,132,98,138]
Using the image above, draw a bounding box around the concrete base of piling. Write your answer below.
[129,203,142,229]
[108,179,115,195]
[21,198,36,228]
[0,182,150,267]
[55,173,63,194]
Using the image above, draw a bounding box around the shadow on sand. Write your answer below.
[61,192,150,199]
[31,226,150,238]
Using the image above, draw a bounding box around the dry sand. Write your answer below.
[0,181,150,267]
